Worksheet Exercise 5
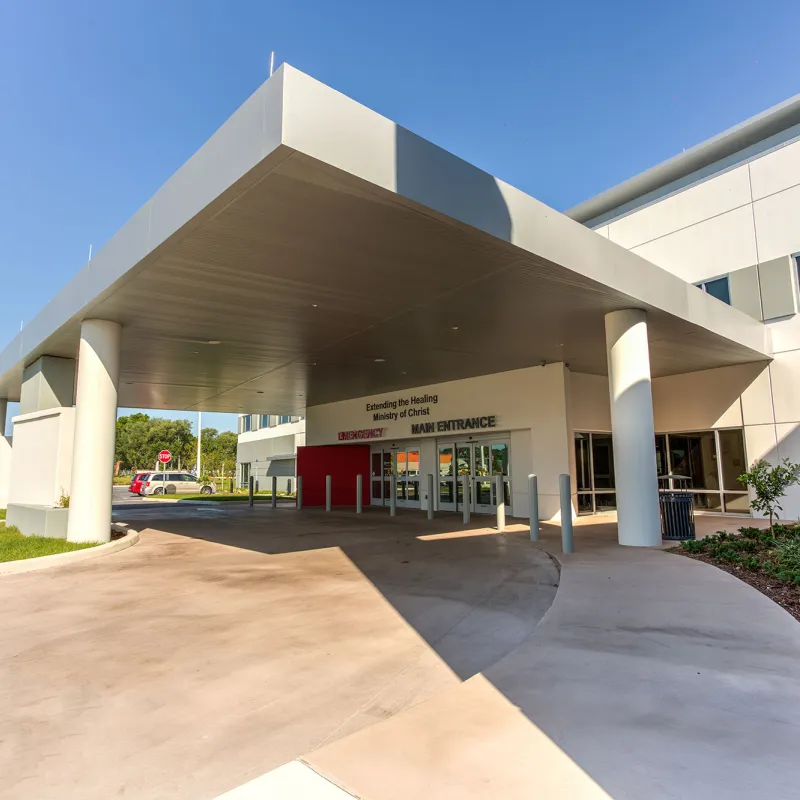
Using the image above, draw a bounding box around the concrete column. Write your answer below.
[605,309,661,547]
[0,399,9,510]
[67,320,121,543]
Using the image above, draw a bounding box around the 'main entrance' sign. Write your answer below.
[411,415,497,435]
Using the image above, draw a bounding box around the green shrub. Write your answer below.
[738,459,800,531]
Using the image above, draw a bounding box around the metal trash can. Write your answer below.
[658,475,695,540]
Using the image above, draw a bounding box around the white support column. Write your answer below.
[67,320,121,543]
[605,309,661,547]
[0,399,10,510]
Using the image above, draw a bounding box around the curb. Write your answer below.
[0,524,140,576]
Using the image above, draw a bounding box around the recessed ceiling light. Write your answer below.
[374,358,386,363]
[191,350,199,354]
[311,303,318,308]
[451,326,459,331]
[256,390,264,394]
[125,382,133,385]
[207,340,221,345]
[401,371,407,375]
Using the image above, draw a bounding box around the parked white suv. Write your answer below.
[139,472,217,496]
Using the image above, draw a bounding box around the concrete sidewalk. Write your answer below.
[302,516,800,800]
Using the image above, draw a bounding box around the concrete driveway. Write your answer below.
[0,504,558,799]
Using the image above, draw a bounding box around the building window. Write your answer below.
[240,415,251,433]
[695,276,731,305]
[279,415,291,425]
[574,432,616,514]
[260,414,270,429]
[794,254,800,302]
[574,428,748,515]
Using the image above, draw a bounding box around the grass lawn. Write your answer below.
[0,525,98,563]
[675,524,800,621]
[146,493,295,502]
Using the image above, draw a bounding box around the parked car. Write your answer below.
[129,472,149,494]
[139,472,217,496]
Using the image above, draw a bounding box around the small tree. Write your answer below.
[738,459,800,532]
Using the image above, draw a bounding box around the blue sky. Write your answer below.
[2,0,800,435]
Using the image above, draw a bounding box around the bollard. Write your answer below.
[356,474,363,514]
[296,475,303,510]
[462,475,470,525]
[255,479,259,493]
[559,473,574,554]
[326,475,332,512]
[427,473,434,520]
[229,477,234,493]
[528,474,540,540]
[271,475,277,508]
[248,475,254,507]
[495,474,505,532]
[389,474,397,517]
[287,478,292,494]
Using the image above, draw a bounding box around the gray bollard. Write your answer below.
[325,475,332,511]
[356,474,363,514]
[389,474,397,517]
[462,475,470,525]
[271,475,277,508]
[255,479,259,493]
[427,473,434,520]
[559,473,574,553]
[248,475,254,507]
[528,474,540,540]
[296,475,303,510]
[495,474,505,532]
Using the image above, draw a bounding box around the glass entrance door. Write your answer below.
[438,445,456,511]
[371,446,421,508]
[440,439,511,515]
[395,448,421,508]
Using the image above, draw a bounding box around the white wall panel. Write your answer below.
[630,205,758,283]
[593,225,609,238]
[608,166,751,250]
[740,365,775,425]
[749,139,800,200]
[652,366,746,431]
[569,373,610,431]
[775,422,800,518]
[768,349,800,423]
[753,183,800,262]
[8,409,75,506]
[767,315,800,354]
[744,423,778,464]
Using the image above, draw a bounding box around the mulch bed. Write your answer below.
[674,549,800,623]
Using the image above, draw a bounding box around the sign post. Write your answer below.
[158,450,171,495]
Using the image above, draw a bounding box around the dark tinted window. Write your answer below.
[704,277,730,305]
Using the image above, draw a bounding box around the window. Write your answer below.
[795,254,800,303]
[260,414,270,428]
[695,276,731,305]
[574,428,748,515]
[573,432,616,513]
[279,415,291,425]
[240,415,252,433]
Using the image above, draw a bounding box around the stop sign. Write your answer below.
[158,450,172,464]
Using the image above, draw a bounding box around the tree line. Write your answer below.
[115,413,238,478]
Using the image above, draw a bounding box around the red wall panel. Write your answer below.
[296,445,371,507]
